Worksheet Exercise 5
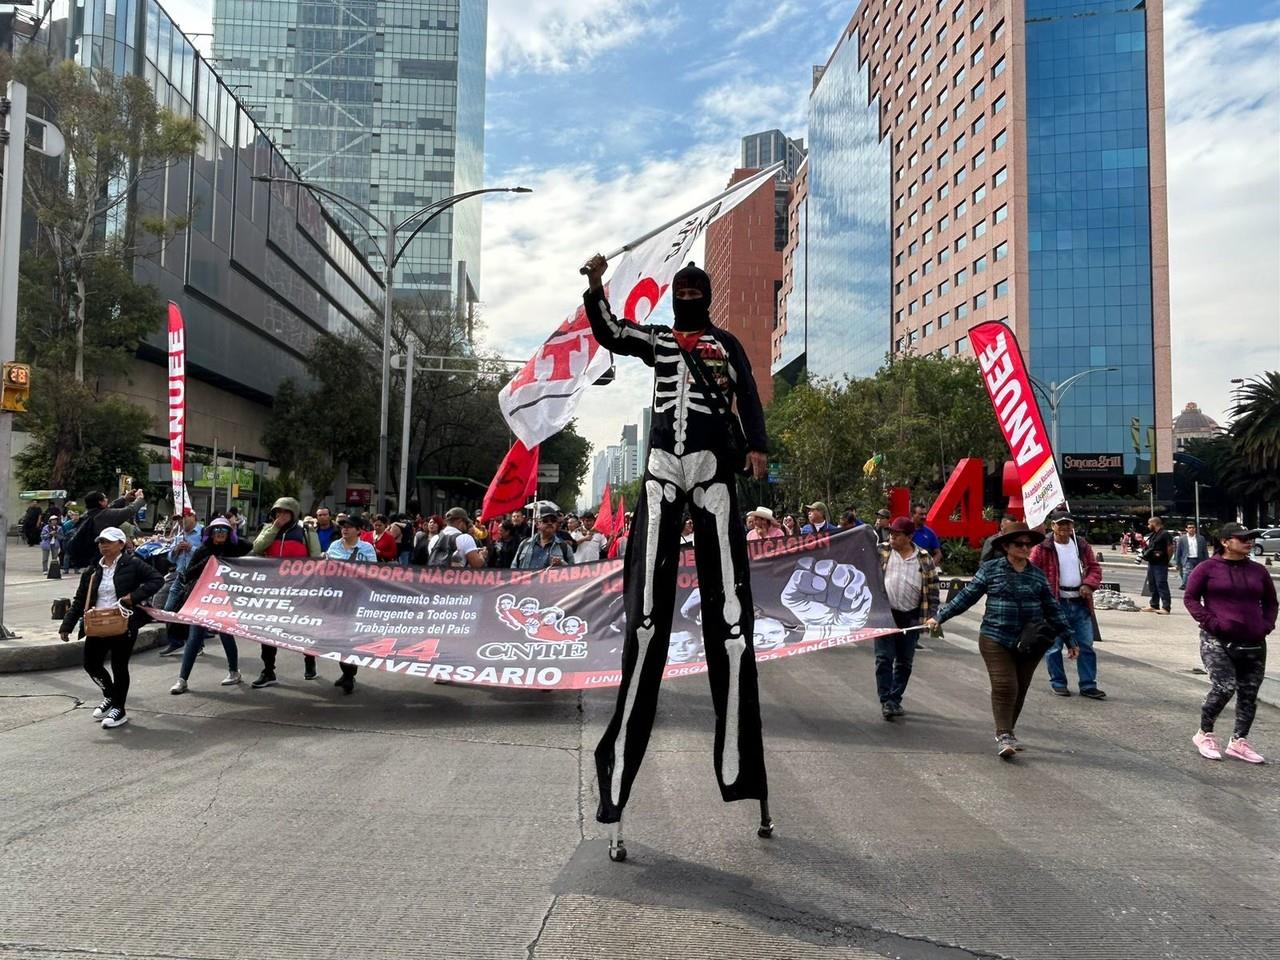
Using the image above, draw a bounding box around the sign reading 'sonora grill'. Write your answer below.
[1063,453,1124,473]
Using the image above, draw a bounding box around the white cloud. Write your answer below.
[160,0,212,39]
[696,80,810,141]
[486,0,678,75]
[1164,0,1280,428]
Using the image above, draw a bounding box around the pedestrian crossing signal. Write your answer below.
[2,362,31,412]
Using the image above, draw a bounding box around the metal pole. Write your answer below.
[1194,481,1201,530]
[228,446,236,512]
[376,222,395,516]
[210,437,218,517]
[0,82,29,638]
[1050,383,1061,472]
[398,339,414,513]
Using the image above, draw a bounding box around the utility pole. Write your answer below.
[1028,365,1119,471]
[1,81,64,639]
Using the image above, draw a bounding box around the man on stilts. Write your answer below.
[581,253,773,862]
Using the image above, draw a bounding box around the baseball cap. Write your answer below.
[804,501,830,516]
[1218,522,1260,541]
[96,527,127,543]
[1048,509,1074,524]
[444,507,470,523]
[889,517,916,535]
[876,508,891,519]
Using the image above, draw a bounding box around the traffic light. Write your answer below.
[2,361,31,412]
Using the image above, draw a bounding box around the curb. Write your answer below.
[0,624,167,674]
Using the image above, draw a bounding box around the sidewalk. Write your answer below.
[941,593,1280,709]
[0,534,166,671]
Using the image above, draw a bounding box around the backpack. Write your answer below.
[515,536,572,569]
[425,529,460,567]
[64,514,100,569]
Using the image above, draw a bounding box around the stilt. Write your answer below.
[757,798,774,838]
[608,817,626,862]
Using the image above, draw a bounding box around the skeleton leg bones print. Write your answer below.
[593,448,769,828]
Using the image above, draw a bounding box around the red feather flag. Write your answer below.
[481,440,541,522]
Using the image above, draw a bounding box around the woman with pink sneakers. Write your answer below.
[1184,523,1277,764]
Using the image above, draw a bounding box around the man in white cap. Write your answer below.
[746,507,784,541]
[59,527,164,729]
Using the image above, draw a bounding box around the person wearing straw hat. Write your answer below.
[59,527,164,729]
[926,522,1075,758]
[747,507,784,541]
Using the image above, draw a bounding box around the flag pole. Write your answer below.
[581,161,784,272]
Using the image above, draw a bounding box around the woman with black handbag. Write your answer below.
[59,527,164,729]
[926,522,1075,759]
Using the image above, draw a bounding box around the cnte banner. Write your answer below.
[158,529,898,690]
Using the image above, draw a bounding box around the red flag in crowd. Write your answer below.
[607,494,627,559]
[480,440,541,522]
[594,484,614,537]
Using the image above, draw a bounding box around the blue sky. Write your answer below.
[169,0,1280,461]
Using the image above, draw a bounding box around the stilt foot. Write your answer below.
[758,799,774,838]
[608,820,626,862]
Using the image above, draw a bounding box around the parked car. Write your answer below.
[1252,528,1280,557]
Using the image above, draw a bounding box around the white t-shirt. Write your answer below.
[452,532,481,566]
[1053,538,1083,589]
[1187,536,1199,559]
[575,531,607,563]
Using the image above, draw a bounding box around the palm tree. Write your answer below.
[1230,371,1280,474]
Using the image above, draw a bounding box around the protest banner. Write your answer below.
[158,528,897,690]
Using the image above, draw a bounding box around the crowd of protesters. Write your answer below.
[42,488,1274,767]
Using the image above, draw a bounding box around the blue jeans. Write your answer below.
[1180,556,1203,588]
[179,625,239,681]
[1045,598,1097,691]
[874,609,920,704]
[160,574,188,648]
[1148,563,1171,611]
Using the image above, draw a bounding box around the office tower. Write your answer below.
[212,0,488,314]
[776,0,1172,478]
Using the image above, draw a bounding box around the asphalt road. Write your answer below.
[1,606,1276,960]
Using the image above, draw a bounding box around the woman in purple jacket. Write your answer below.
[1183,523,1278,764]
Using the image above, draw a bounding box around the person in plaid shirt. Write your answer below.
[876,517,941,720]
[927,521,1075,758]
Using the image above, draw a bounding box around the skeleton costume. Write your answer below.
[585,264,771,845]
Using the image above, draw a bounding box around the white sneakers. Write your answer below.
[220,671,242,686]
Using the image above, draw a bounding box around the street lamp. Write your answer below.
[1028,366,1119,471]
[251,175,531,513]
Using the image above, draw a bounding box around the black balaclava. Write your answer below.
[671,262,713,331]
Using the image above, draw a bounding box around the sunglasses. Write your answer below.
[1008,539,1035,548]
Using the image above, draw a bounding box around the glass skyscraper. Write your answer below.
[775,0,1171,478]
[212,0,488,312]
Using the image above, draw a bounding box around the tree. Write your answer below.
[765,353,1006,512]
[539,423,592,508]
[1230,372,1280,477]
[2,48,201,381]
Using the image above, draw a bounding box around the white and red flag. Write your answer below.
[497,164,783,448]
[167,302,190,516]
[968,321,1067,528]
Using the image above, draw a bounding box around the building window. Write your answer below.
[939,247,951,264]
[923,258,934,275]
[991,18,1005,42]
[909,239,919,254]
[909,269,919,285]
[953,99,967,119]
[992,55,1006,78]
[972,114,986,134]
[895,281,904,295]
[896,251,905,265]
[974,218,987,238]
[923,227,934,243]
[909,300,919,315]
[971,45,984,66]
[955,303,969,321]
[923,320,934,337]
[923,167,934,183]
[896,195,905,209]
[924,290,935,305]
[993,129,1007,150]
[938,182,950,199]
[955,266,968,284]
[974,290,988,309]
[973,183,987,203]
[973,149,986,168]
[956,335,969,353]
[955,233,968,251]
[897,224,905,237]
[971,9,984,31]
[994,202,1008,223]
[909,181,920,196]
[993,92,1007,113]
[974,254,988,273]
[994,278,1009,299]
[971,78,985,100]
[952,132,965,152]
[938,213,950,231]
[994,240,1008,261]
[993,165,1008,187]
[938,278,951,295]
[923,197,934,213]
[896,337,905,352]
[954,166,967,186]
[895,310,904,325]
[954,199,968,218]
[910,211,920,226]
